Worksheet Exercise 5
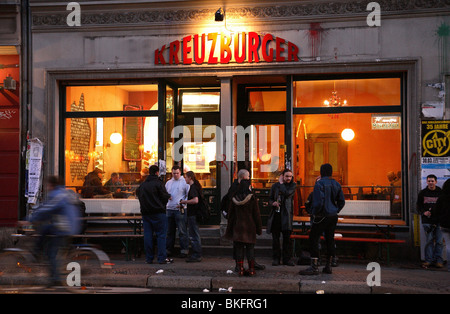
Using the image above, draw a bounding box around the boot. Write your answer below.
[236,260,245,276]
[322,256,333,274]
[248,260,256,276]
[299,257,319,275]
[331,256,338,267]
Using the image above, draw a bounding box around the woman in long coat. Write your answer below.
[224,179,262,276]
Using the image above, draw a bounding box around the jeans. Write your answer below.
[309,215,338,259]
[166,210,189,255]
[42,235,66,284]
[270,211,293,262]
[441,227,450,271]
[271,229,293,262]
[143,213,168,263]
[187,215,202,259]
[423,223,444,264]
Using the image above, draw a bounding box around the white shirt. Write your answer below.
[165,176,190,210]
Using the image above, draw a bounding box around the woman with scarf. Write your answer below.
[224,179,262,276]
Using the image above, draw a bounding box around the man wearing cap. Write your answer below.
[81,168,110,198]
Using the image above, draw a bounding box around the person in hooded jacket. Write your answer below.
[299,163,345,275]
[224,179,262,276]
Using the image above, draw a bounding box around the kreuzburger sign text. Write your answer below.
[155,32,299,65]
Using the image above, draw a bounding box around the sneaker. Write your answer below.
[186,257,202,263]
[421,262,431,269]
[435,262,444,268]
[159,258,174,264]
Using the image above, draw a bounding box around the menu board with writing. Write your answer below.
[70,93,91,181]
[123,104,143,161]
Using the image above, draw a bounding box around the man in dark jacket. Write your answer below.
[299,163,345,275]
[267,169,297,266]
[417,174,444,269]
[435,178,450,271]
[136,165,172,264]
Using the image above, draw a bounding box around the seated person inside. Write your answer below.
[81,168,111,198]
[104,172,127,198]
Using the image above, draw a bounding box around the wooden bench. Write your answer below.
[292,216,406,264]
[78,208,144,260]
[73,233,143,261]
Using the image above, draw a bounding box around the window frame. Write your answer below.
[59,81,162,177]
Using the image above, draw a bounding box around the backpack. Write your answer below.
[197,190,211,224]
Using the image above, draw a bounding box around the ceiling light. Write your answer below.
[341,128,355,141]
[110,132,122,144]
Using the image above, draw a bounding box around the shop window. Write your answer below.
[64,84,159,198]
[180,90,220,112]
[293,112,402,218]
[294,78,401,108]
[66,85,158,112]
[248,89,286,112]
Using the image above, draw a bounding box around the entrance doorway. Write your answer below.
[236,81,288,225]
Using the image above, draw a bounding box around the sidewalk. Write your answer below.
[86,255,450,294]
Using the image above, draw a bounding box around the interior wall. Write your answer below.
[294,113,402,187]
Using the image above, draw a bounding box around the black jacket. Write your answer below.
[417,187,442,224]
[267,181,297,233]
[435,194,450,229]
[136,175,171,215]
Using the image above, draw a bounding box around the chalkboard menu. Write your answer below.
[70,93,91,181]
[123,104,143,161]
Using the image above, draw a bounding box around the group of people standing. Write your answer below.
[223,163,345,276]
[136,165,203,264]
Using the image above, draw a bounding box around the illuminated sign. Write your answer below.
[421,120,450,157]
[154,32,299,65]
[371,114,401,130]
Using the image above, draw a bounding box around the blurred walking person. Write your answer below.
[20,176,81,287]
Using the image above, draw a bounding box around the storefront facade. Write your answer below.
[28,0,450,258]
